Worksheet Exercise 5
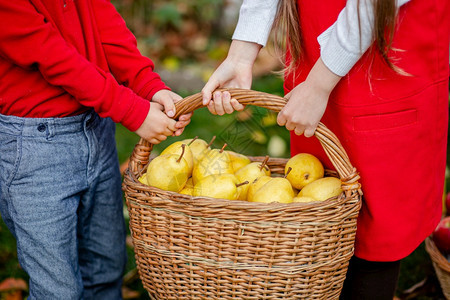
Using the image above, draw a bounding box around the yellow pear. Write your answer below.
[182,136,212,164]
[179,178,194,195]
[146,145,189,192]
[160,141,194,175]
[193,173,241,200]
[246,175,272,202]
[250,177,294,204]
[226,150,251,172]
[298,177,342,201]
[236,181,250,200]
[235,156,271,201]
[293,196,319,203]
[138,173,148,185]
[192,144,234,184]
[285,153,324,189]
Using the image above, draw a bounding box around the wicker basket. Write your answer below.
[123,89,363,299]
[425,236,450,299]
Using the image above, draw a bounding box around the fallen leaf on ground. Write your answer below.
[122,286,141,299]
[0,278,27,292]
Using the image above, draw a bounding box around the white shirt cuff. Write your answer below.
[232,0,278,46]
[318,24,363,76]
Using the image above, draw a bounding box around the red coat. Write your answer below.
[285,0,450,261]
[0,0,168,131]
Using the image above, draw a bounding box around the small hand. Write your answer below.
[207,91,245,116]
[134,102,177,144]
[201,60,248,115]
[277,57,341,137]
[277,82,329,137]
[152,89,193,136]
[201,40,261,115]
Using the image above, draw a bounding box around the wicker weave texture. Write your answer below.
[426,237,450,299]
[123,89,363,299]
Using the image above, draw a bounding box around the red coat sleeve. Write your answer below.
[91,0,169,101]
[0,0,151,131]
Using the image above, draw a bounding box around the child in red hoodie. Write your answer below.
[0,0,191,299]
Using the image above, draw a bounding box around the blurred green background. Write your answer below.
[0,0,448,299]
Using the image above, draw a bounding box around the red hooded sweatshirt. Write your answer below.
[0,0,168,131]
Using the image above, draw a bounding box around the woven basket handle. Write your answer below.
[128,88,360,191]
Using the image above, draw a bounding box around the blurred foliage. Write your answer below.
[112,0,230,63]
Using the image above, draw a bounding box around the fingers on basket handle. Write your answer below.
[173,88,287,119]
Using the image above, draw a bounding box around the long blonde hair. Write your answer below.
[273,0,399,73]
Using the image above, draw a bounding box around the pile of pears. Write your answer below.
[138,137,343,204]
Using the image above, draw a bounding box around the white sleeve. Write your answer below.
[318,0,411,76]
[232,0,279,47]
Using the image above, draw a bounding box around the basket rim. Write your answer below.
[425,236,450,273]
[123,88,363,209]
[126,174,347,211]
[123,154,360,215]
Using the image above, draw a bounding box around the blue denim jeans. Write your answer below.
[0,111,126,300]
